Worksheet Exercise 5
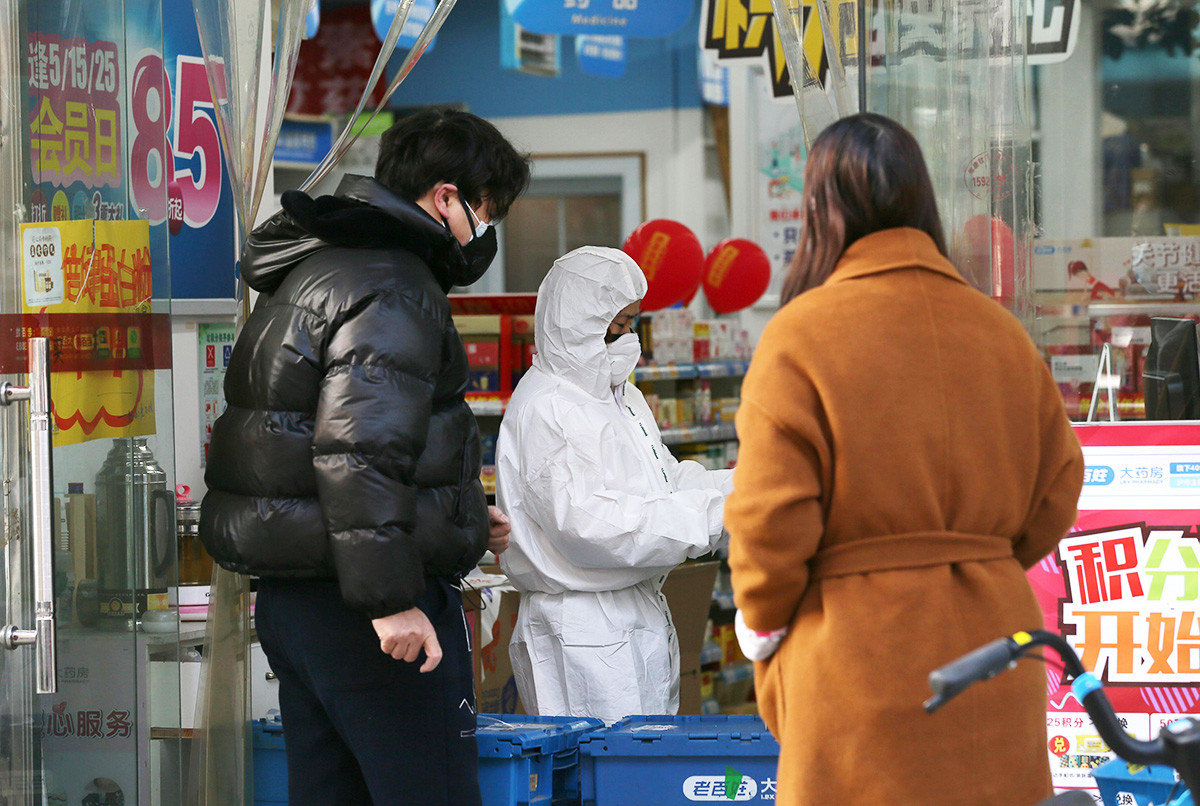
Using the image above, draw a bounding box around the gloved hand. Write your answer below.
[734,608,788,662]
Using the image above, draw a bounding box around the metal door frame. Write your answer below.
[0,0,38,797]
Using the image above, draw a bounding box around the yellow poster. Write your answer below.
[20,219,156,446]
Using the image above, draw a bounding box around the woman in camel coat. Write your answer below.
[725,114,1084,806]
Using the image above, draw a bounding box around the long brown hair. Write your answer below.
[780,113,947,303]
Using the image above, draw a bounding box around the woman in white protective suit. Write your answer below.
[496,245,733,725]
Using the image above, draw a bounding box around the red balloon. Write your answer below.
[701,238,771,314]
[621,219,705,311]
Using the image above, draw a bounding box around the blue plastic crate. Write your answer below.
[578,715,780,805]
[251,715,288,805]
[477,714,605,806]
[1092,758,1189,806]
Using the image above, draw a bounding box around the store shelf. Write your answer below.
[636,364,698,381]
[467,394,510,416]
[696,361,750,378]
[634,361,749,382]
[1088,302,1200,317]
[660,423,737,445]
[449,293,537,315]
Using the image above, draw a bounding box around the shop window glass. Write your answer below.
[502,181,622,293]
[1032,3,1200,421]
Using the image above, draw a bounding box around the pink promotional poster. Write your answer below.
[1031,422,1200,796]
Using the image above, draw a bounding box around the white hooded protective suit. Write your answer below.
[496,246,732,725]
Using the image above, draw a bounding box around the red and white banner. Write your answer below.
[1031,422,1200,794]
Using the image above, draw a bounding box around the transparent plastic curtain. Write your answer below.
[872,0,1035,323]
[297,0,459,192]
[186,0,308,803]
[769,0,1034,323]
[769,0,862,147]
[193,0,308,239]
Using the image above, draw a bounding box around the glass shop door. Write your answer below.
[0,0,183,803]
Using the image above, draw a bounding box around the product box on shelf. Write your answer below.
[509,315,535,388]
[578,715,781,805]
[477,714,605,806]
[647,309,696,366]
[693,380,713,426]
[652,309,695,340]
[693,321,711,363]
[458,315,501,362]
[465,340,501,367]
[643,392,661,424]
[714,396,740,425]
[655,396,680,431]
[677,396,695,428]
[453,304,538,396]
[470,370,502,393]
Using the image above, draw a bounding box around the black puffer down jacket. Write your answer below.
[200,176,490,617]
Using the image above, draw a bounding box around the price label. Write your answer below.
[22,226,65,307]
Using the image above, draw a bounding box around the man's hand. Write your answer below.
[488,505,511,555]
[371,608,442,672]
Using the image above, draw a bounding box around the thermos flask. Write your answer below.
[93,438,175,623]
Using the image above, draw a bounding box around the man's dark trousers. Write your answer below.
[255,576,481,806]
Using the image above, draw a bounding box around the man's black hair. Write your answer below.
[375,106,531,221]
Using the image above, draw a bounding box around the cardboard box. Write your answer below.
[662,561,719,715]
[470,588,525,715]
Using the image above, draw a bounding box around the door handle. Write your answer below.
[0,337,57,693]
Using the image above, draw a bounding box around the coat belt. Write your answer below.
[809,531,1016,580]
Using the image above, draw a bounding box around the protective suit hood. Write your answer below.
[532,246,648,400]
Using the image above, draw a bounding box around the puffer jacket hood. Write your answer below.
[240,175,470,294]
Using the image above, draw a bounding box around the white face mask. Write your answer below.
[606,332,641,386]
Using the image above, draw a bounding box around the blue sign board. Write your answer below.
[305,0,320,39]
[275,117,335,165]
[576,35,625,77]
[370,0,438,51]
[508,0,693,37]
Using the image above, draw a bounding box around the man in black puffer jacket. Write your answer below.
[200,107,530,806]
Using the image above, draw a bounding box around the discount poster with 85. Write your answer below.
[1029,422,1200,796]
[26,1,235,301]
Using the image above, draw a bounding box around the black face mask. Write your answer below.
[452,225,498,286]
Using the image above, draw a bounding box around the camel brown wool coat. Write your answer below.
[726,227,1084,806]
